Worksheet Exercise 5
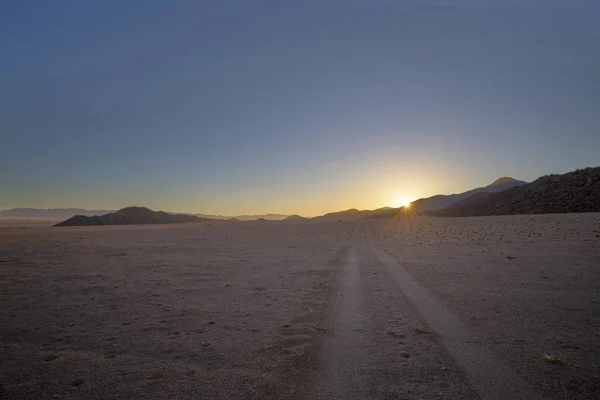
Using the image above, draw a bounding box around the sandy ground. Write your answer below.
[370,212,600,399]
[0,221,354,399]
[1,214,599,399]
[0,218,61,228]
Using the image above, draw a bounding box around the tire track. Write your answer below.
[317,237,367,399]
[317,224,477,399]
[364,223,543,400]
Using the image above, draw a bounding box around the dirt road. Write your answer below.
[317,222,543,399]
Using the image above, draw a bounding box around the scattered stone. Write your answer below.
[415,328,433,335]
[148,372,163,380]
[70,378,85,387]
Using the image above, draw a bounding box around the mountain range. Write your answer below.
[312,207,400,222]
[299,169,598,220]
[430,167,600,216]
[410,177,528,212]
[3,177,526,223]
[6,167,600,227]
[309,177,529,222]
[0,208,290,222]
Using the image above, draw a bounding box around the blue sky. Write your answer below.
[1,1,599,215]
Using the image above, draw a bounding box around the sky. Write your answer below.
[1,1,599,216]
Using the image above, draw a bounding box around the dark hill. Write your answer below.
[430,167,600,217]
[411,177,527,212]
[313,208,371,222]
[284,214,308,221]
[366,206,422,218]
[54,206,206,226]
[313,206,421,221]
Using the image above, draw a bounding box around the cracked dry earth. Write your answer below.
[1,213,599,399]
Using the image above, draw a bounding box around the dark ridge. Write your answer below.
[488,177,520,187]
[54,206,207,226]
[430,167,600,217]
[410,177,527,213]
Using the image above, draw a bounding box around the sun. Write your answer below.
[393,195,412,208]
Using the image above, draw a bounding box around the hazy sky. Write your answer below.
[2,1,599,216]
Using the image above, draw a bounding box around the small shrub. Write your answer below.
[543,354,564,364]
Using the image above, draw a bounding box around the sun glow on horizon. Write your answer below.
[392,195,412,208]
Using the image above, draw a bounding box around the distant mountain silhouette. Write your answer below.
[194,213,289,221]
[235,213,289,221]
[365,206,418,219]
[313,207,413,222]
[5,207,290,224]
[430,167,600,216]
[0,208,116,220]
[283,214,308,221]
[194,213,230,220]
[410,177,527,212]
[16,170,594,225]
[308,177,527,221]
[313,208,367,222]
[54,207,207,226]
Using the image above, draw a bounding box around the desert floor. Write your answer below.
[1,214,599,399]
[0,218,61,229]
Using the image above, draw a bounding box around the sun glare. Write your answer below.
[393,195,412,208]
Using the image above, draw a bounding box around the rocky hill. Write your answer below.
[54,207,206,226]
[430,167,600,217]
[411,177,527,212]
